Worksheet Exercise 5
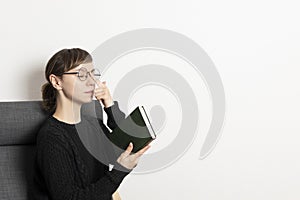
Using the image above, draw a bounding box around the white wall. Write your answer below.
[1,0,300,199]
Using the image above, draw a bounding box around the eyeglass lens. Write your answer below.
[78,68,101,80]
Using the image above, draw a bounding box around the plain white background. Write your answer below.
[1,0,299,199]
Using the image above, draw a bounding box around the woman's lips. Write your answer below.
[85,91,94,94]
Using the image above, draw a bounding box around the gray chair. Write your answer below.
[0,100,103,200]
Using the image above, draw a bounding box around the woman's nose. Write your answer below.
[86,73,96,85]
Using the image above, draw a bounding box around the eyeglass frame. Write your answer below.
[63,67,101,81]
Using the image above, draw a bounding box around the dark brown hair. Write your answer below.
[41,48,93,113]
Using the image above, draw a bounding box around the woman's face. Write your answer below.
[61,62,96,105]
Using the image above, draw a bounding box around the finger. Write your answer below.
[94,90,105,97]
[134,145,151,158]
[101,81,108,89]
[94,89,105,95]
[95,79,105,88]
[94,88,104,93]
[122,142,134,158]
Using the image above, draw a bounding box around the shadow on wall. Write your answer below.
[26,66,45,100]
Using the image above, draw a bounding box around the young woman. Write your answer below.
[30,48,150,200]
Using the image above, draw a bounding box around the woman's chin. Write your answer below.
[82,97,93,104]
[73,97,92,105]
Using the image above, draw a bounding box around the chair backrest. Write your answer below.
[0,100,103,200]
[0,101,48,200]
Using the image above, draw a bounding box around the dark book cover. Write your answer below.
[108,106,156,154]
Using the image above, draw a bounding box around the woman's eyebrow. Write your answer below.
[85,68,96,72]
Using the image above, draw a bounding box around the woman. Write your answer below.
[30,48,150,200]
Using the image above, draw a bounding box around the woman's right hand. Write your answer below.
[116,142,151,170]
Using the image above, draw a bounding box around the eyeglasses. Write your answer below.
[63,67,101,81]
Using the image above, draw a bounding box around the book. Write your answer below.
[108,106,156,153]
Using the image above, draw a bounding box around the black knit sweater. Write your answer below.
[29,101,132,200]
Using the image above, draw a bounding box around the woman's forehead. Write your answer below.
[74,62,94,70]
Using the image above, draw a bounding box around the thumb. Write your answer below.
[122,142,133,157]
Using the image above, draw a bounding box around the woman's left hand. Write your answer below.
[94,80,114,108]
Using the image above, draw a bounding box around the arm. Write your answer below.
[103,101,126,131]
[93,80,126,130]
[38,134,130,200]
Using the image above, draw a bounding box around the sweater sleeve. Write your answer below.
[103,101,126,131]
[38,134,131,200]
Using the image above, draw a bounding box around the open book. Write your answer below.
[108,106,156,153]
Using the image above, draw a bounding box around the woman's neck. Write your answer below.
[53,96,82,124]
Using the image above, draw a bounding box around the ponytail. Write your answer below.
[41,82,57,114]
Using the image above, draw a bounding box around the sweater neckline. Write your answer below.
[50,115,82,127]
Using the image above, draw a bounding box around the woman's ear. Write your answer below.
[49,74,63,90]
